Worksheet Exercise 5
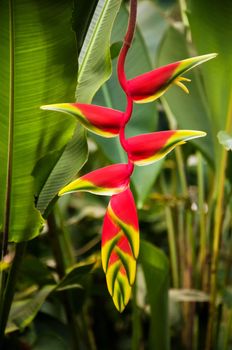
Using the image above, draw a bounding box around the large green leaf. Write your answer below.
[6,261,94,333]
[93,5,162,206]
[139,240,170,350]
[0,0,86,242]
[35,125,88,214]
[75,0,122,103]
[188,0,232,134]
[6,285,55,334]
[157,27,214,163]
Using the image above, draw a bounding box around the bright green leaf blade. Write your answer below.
[217,131,232,151]
[35,125,88,214]
[6,285,55,333]
[6,261,94,333]
[188,0,232,133]
[157,27,214,164]
[0,0,80,242]
[75,0,122,103]
[139,240,170,350]
[93,4,161,205]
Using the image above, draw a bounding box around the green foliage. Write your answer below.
[1,0,232,349]
[0,0,85,242]
[75,0,122,103]
[6,261,94,334]
[188,0,232,135]
[34,126,88,215]
[139,240,169,350]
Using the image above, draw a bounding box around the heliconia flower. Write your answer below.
[127,130,206,166]
[126,53,217,103]
[101,188,139,312]
[58,164,131,196]
[41,103,123,138]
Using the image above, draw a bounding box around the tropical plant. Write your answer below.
[0,0,232,349]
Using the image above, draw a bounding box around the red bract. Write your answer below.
[126,54,217,103]
[41,103,123,138]
[101,188,139,312]
[58,164,131,196]
[127,130,206,165]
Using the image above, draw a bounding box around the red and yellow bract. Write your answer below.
[41,103,123,138]
[101,188,139,312]
[127,130,206,165]
[127,54,217,103]
[58,164,131,196]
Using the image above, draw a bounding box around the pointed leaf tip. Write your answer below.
[127,130,206,166]
[127,53,217,103]
[40,103,123,138]
[58,164,131,196]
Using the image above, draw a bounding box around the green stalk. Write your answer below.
[0,242,26,347]
[47,209,81,350]
[161,96,188,196]
[166,207,179,288]
[132,284,142,350]
[205,94,232,350]
[197,152,207,288]
[175,147,188,196]
[47,207,97,350]
[178,0,189,29]
[177,204,185,286]
[55,205,75,267]
[161,175,179,288]
[223,309,232,350]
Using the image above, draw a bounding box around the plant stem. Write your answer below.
[0,242,26,347]
[197,152,207,289]
[47,209,81,350]
[205,93,232,350]
[223,309,232,350]
[166,206,179,288]
[117,0,137,92]
[161,96,188,196]
[178,0,189,29]
[161,175,179,288]
[56,205,75,267]
[117,0,137,172]
[131,285,142,350]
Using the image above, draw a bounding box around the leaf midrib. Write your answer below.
[3,0,14,254]
[78,0,110,83]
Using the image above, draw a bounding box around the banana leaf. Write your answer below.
[0,0,87,242]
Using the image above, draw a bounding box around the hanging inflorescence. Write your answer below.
[42,0,216,312]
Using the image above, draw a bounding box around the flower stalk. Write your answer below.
[41,0,215,312]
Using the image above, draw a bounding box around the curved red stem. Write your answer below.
[117,0,137,175]
[117,0,137,92]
